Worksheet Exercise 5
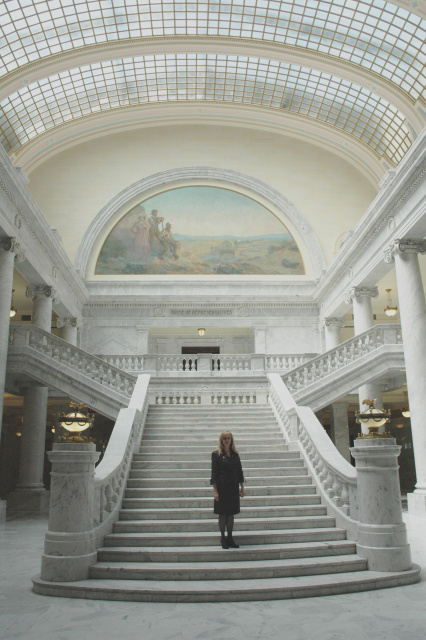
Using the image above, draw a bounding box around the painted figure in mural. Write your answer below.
[148,209,165,253]
[159,223,180,260]
[129,211,150,262]
[211,431,245,549]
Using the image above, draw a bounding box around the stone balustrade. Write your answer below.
[93,375,150,541]
[151,386,265,405]
[282,324,402,394]
[268,373,358,533]
[100,352,317,374]
[9,325,136,399]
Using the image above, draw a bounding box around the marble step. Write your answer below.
[90,554,367,582]
[128,466,307,479]
[127,475,310,488]
[138,445,288,455]
[131,457,302,469]
[112,515,336,534]
[97,539,355,563]
[118,505,327,520]
[140,435,283,443]
[122,494,321,509]
[134,450,290,460]
[32,566,421,602]
[124,484,317,498]
[103,527,348,548]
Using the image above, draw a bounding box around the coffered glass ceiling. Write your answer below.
[0,0,425,163]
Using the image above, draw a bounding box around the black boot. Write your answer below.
[227,535,239,549]
[221,534,229,549]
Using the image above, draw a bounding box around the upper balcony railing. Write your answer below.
[282,324,402,394]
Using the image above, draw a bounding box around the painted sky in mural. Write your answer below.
[95,187,305,276]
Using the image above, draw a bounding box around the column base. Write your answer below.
[0,500,6,524]
[407,492,426,517]
[41,551,98,582]
[7,488,50,514]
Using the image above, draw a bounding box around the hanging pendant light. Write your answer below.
[9,289,17,318]
[384,289,398,317]
[401,391,410,418]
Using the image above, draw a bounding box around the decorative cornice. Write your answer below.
[56,317,78,329]
[344,286,379,304]
[384,238,426,263]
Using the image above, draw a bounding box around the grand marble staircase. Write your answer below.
[35,402,418,603]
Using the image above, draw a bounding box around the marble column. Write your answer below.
[323,317,345,351]
[331,402,351,462]
[57,317,78,346]
[0,238,22,446]
[9,285,55,513]
[346,286,383,434]
[384,239,426,516]
[351,437,412,571]
[0,238,23,523]
[41,442,100,581]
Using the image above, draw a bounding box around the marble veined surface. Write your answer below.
[0,512,425,640]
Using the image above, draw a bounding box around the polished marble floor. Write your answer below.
[1,512,425,640]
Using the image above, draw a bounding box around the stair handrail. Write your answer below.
[93,374,151,544]
[268,373,359,534]
[8,324,136,397]
[282,324,402,393]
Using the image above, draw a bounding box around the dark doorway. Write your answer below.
[181,347,220,354]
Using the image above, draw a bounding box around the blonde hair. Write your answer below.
[218,431,238,456]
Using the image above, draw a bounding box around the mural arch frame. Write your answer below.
[75,167,326,280]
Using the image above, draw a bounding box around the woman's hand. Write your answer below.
[214,490,219,501]
[240,486,245,498]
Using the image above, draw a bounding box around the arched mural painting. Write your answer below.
[95,186,305,276]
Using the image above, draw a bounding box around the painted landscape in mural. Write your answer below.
[95,187,305,276]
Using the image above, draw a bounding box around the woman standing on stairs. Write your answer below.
[211,431,245,549]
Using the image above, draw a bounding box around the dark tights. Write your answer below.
[218,514,234,537]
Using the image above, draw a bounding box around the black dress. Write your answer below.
[210,449,244,515]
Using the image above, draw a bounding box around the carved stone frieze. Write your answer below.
[344,286,379,304]
[384,238,426,264]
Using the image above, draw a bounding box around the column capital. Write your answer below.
[0,236,25,262]
[384,238,426,264]
[322,316,346,329]
[56,317,78,329]
[26,285,60,303]
[344,286,379,304]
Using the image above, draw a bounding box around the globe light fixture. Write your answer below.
[355,399,391,438]
[198,328,205,336]
[401,391,411,418]
[9,289,17,318]
[56,402,95,443]
[384,289,398,317]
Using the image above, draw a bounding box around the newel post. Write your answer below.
[350,437,412,571]
[40,442,100,581]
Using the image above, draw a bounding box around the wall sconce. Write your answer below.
[9,289,17,318]
[56,402,95,443]
[355,399,391,438]
[198,328,205,336]
[401,390,410,418]
[384,289,398,317]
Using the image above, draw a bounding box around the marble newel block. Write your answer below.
[350,438,412,572]
[40,443,100,582]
